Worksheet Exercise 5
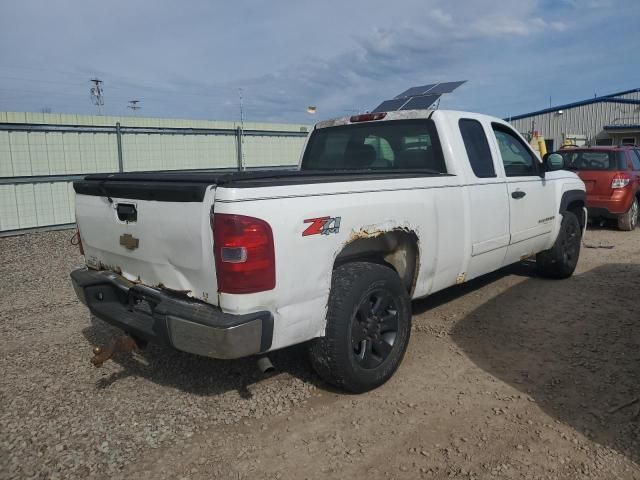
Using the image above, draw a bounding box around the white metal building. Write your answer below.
[509,88,640,150]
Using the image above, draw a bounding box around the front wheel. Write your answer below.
[536,211,582,279]
[309,262,411,393]
[617,198,638,231]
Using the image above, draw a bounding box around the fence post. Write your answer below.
[116,122,124,172]
[235,126,244,171]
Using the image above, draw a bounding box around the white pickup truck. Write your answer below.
[70,109,586,392]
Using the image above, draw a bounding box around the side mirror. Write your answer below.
[544,153,564,171]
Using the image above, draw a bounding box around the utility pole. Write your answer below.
[238,88,246,170]
[89,78,104,115]
[127,100,141,116]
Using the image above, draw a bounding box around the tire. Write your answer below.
[309,262,411,393]
[617,198,638,231]
[536,211,582,279]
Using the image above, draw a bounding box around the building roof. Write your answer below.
[603,124,640,131]
[509,88,640,121]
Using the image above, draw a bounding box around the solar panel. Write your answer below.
[394,81,466,99]
[372,80,466,112]
[371,98,409,113]
[394,84,437,99]
[427,80,467,95]
[401,94,441,110]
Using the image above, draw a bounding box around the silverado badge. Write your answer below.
[119,233,140,250]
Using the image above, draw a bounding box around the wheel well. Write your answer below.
[566,200,586,230]
[333,229,419,295]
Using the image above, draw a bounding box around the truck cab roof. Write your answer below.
[315,109,511,130]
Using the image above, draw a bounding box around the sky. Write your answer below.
[0,0,638,124]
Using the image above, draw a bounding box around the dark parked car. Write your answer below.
[557,146,640,230]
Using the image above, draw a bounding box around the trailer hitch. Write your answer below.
[91,335,141,367]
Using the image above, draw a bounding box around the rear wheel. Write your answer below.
[309,262,411,393]
[617,198,638,231]
[536,211,582,279]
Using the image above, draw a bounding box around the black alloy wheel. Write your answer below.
[351,289,399,369]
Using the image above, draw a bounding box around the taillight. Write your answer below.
[71,228,84,256]
[212,213,275,294]
[350,112,387,123]
[611,173,631,189]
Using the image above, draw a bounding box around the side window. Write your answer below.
[492,124,539,177]
[459,119,496,178]
[631,150,640,171]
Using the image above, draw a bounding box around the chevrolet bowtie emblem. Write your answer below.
[119,233,139,250]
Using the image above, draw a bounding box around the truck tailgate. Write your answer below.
[74,184,218,305]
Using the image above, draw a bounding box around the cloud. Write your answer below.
[0,0,637,122]
[220,2,573,121]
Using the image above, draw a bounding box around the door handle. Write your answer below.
[511,190,526,199]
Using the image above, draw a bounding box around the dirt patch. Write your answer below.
[1,228,639,479]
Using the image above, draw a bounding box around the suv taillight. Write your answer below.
[212,213,275,294]
[611,173,631,189]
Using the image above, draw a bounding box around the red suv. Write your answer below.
[558,146,640,230]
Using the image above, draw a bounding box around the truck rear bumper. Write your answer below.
[70,268,273,360]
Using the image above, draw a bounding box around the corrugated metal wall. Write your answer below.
[510,91,640,148]
[0,112,309,233]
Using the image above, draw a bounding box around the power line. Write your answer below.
[0,75,87,86]
[0,73,239,99]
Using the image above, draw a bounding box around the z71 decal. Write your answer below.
[302,216,341,236]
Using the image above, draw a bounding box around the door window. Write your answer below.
[459,119,496,178]
[492,124,539,177]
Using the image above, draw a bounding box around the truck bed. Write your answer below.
[75,169,446,199]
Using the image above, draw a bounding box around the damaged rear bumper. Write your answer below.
[70,268,273,359]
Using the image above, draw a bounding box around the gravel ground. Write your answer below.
[1,227,639,479]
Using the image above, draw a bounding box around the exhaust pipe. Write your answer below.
[256,356,275,374]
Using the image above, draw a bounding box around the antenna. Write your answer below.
[238,88,246,170]
[127,100,141,115]
[89,78,104,115]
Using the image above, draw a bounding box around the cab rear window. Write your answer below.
[560,151,626,171]
[301,119,447,173]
